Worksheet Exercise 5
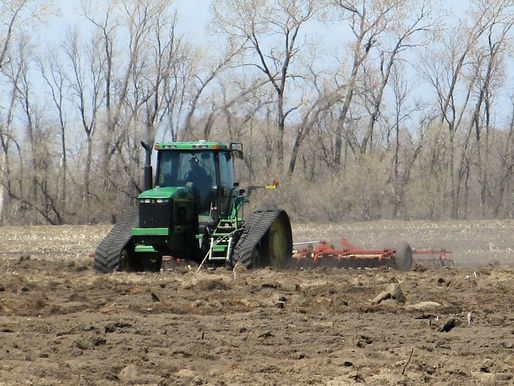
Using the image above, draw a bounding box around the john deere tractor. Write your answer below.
[94,141,292,273]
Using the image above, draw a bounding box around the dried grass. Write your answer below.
[1,220,513,266]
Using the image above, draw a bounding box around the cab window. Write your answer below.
[219,152,235,189]
[157,151,215,187]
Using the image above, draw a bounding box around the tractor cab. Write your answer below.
[154,141,242,217]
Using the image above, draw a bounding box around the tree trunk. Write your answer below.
[85,133,93,222]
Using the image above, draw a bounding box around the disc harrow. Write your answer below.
[292,238,454,270]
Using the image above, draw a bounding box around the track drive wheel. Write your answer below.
[258,210,293,269]
[231,209,293,270]
[393,242,413,271]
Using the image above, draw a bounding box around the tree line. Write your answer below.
[0,0,512,225]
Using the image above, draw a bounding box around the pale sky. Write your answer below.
[51,0,469,41]
[53,0,212,38]
[175,0,211,37]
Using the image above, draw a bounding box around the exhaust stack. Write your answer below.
[141,141,153,191]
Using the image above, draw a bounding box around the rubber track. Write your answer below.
[93,209,139,273]
[232,209,283,269]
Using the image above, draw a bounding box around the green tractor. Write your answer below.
[94,140,292,273]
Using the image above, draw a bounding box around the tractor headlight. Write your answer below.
[139,199,169,204]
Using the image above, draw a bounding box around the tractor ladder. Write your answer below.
[207,219,241,263]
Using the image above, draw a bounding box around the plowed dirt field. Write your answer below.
[1,220,513,385]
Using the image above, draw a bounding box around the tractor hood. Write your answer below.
[138,186,192,200]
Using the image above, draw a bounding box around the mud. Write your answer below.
[0,220,513,385]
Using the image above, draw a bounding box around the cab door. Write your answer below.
[217,151,236,216]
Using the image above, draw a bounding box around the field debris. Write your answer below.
[406,301,442,311]
[438,317,461,332]
[371,283,406,304]
[467,311,473,326]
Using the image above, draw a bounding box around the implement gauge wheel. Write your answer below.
[393,242,413,271]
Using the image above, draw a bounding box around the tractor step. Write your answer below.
[212,245,228,253]
[207,219,241,263]
[135,245,156,253]
[208,237,232,261]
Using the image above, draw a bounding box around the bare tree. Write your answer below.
[0,1,30,69]
[82,0,151,178]
[63,28,104,219]
[287,82,338,175]
[494,97,514,216]
[1,36,64,224]
[421,2,504,218]
[212,0,317,171]
[0,61,21,224]
[359,1,434,154]
[37,52,68,208]
[331,0,413,169]
[468,4,514,216]
[388,63,423,218]
[15,40,37,201]
[0,0,35,222]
